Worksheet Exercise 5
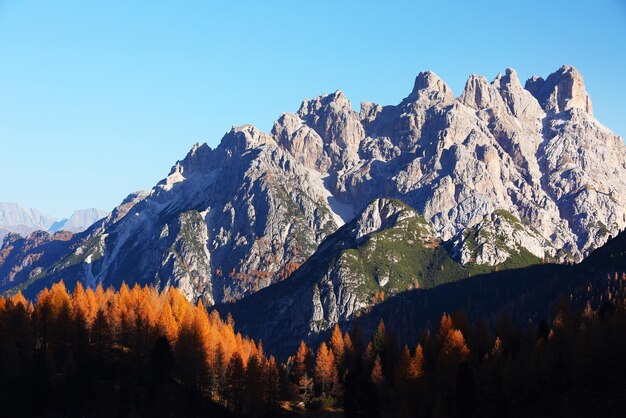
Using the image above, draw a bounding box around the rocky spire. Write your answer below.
[172,143,213,177]
[407,71,454,104]
[353,199,415,240]
[495,68,544,120]
[297,90,364,150]
[460,74,506,110]
[525,65,593,115]
[295,90,364,169]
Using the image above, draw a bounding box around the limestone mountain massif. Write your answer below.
[0,65,624,334]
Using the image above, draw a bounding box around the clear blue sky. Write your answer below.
[1,0,625,218]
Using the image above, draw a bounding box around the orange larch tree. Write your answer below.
[291,340,311,383]
[371,355,384,386]
[329,324,345,370]
[314,342,338,395]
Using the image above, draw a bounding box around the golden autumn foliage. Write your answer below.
[314,342,338,393]
[370,355,384,385]
[10,291,30,310]
[441,328,470,360]
[410,344,425,379]
[291,340,311,380]
[278,260,301,282]
[0,281,280,416]
[329,324,345,365]
[371,290,385,304]
[394,345,413,386]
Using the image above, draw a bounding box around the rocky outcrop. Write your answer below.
[354,198,416,240]
[273,90,365,173]
[451,210,556,266]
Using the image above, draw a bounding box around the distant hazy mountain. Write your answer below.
[49,208,108,233]
[0,202,56,230]
[0,203,107,242]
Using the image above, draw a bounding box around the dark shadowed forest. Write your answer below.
[2,267,626,417]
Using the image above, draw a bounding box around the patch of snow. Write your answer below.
[82,254,97,288]
[306,170,356,226]
[327,193,356,226]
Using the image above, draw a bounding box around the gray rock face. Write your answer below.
[354,198,416,240]
[318,66,624,260]
[274,90,365,173]
[2,65,625,309]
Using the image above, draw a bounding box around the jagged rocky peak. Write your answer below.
[412,71,450,94]
[0,202,56,230]
[407,70,454,104]
[495,68,544,120]
[48,208,108,233]
[354,199,418,240]
[271,89,364,171]
[159,143,214,190]
[460,67,543,120]
[297,90,364,152]
[223,124,274,152]
[358,100,383,123]
[460,74,507,110]
[298,89,352,113]
[177,142,213,175]
[525,65,593,115]
[490,67,526,93]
